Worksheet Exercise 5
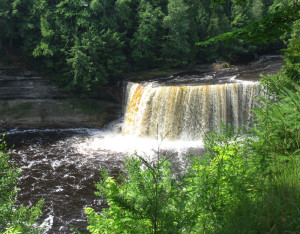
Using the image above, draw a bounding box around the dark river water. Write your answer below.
[6,129,109,233]
[5,128,198,233]
[3,55,283,233]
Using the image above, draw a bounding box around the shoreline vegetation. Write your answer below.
[85,0,300,233]
[0,0,299,233]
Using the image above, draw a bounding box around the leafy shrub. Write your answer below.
[186,142,259,232]
[86,137,259,233]
[223,156,300,234]
[249,86,300,174]
[259,71,296,98]
[85,155,194,233]
[203,123,241,159]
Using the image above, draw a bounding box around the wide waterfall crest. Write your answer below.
[122,82,260,140]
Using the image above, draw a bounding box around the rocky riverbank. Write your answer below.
[0,62,121,131]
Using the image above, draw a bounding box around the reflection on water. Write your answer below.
[5,128,204,233]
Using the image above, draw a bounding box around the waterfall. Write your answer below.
[122,82,260,140]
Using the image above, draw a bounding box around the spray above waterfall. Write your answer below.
[122,81,260,140]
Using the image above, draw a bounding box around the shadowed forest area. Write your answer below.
[1,0,295,95]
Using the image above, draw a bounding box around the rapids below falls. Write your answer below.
[4,56,283,233]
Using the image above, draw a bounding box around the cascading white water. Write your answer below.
[122,82,260,140]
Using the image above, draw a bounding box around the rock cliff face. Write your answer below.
[0,63,66,99]
[0,75,63,100]
[0,63,120,130]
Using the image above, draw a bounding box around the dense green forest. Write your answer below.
[0,0,293,95]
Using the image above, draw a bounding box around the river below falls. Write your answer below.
[5,128,204,233]
[3,55,284,233]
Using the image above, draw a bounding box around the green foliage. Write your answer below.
[251,0,264,21]
[130,1,164,67]
[0,134,44,233]
[162,0,190,65]
[222,88,300,232]
[284,19,300,84]
[252,19,300,167]
[2,0,286,95]
[249,86,300,173]
[188,143,258,232]
[203,123,241,159]
[223,157,300,233]
[259,17,300,95]
[219,68,300,233]
[197,1,300,46]
[67,29,125,94]
[86,128,260,233]
[259,70,295,97]
[31,0,126,94]
[85,155,195,233]
[194,1,300,231]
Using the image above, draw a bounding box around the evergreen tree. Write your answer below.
[163,0,190,65]
[0,0,39,52]
[67,28,125,94]
[33,0,125,94]
[1,0,296,94]
[131,0,164,68]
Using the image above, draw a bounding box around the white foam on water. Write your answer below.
[74,130,204,159]
[40,214,54,233]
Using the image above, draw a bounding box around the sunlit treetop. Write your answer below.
[198,1,300,46]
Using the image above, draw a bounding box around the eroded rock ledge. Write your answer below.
[0,63,121,130]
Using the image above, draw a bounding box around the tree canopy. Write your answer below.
[197,1,299,46]
[0,0,296,95]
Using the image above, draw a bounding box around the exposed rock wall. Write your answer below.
[0,63,66,100]
[0,63,120,130]
[0,99,119,130]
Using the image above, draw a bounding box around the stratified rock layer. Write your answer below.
[0,64,120,130]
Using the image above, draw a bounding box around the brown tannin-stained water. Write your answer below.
[5,128,197,233]
[3,55,283,233]
[5,129,113,233]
